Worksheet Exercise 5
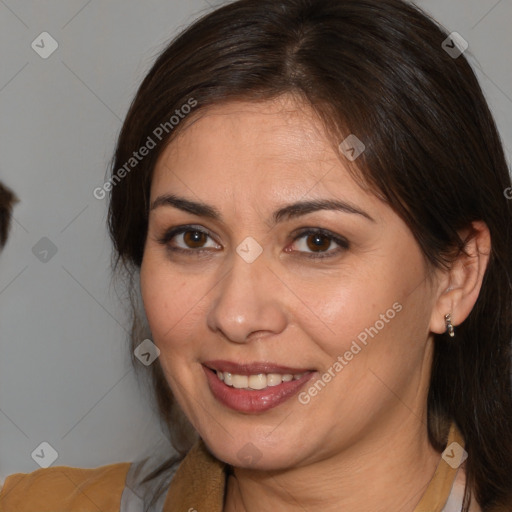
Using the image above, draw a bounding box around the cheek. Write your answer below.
[140,258,188,345]
[140,256,212,360]
[303,258,428,383]
[298,273,398,352]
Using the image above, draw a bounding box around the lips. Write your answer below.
[202,360,317,413]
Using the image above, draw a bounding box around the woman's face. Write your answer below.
[140,94,441,471]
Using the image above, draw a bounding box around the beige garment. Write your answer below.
[0,422,480,511]
[164,422,478,512]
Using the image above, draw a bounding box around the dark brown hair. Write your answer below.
[107,0,512,510]
[0,182,17,249]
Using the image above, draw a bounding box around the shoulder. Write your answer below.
[0,462,131,512]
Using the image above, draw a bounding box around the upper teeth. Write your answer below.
[216,371,306,390]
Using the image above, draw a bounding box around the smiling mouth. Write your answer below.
[202,363,316,413]
[203,360,314,389]
[213,370,308,390]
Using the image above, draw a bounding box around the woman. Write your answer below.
[0,181,17,491]
[1,0,511,511]
[0,182,16,250]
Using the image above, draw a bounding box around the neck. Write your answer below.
[224,414,442,512]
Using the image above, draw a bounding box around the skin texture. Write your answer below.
[140,94,491,511]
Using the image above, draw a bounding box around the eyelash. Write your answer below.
[156,225,349,260]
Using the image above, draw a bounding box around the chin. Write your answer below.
[203,432,305,471]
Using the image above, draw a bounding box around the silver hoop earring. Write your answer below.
[444,313,455,338]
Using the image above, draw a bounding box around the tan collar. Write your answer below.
[414,422,466,512]
[164,423,465,512]
[163,437,226,511]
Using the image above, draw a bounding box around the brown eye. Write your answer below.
[157,225,221,254]
[182,230,208,248]
[290,228,349,259]
[305,233,331,252]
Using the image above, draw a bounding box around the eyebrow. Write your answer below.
[149,194,376,224]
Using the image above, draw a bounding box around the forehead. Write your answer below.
[163,97,332,158]
[150,96,374,209]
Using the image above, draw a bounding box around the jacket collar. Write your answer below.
[164,422,466,511]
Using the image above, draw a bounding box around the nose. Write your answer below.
[206,249,287,344]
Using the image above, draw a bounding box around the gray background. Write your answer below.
[1,0,511,479]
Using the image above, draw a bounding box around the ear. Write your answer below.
[430,221,491,335]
